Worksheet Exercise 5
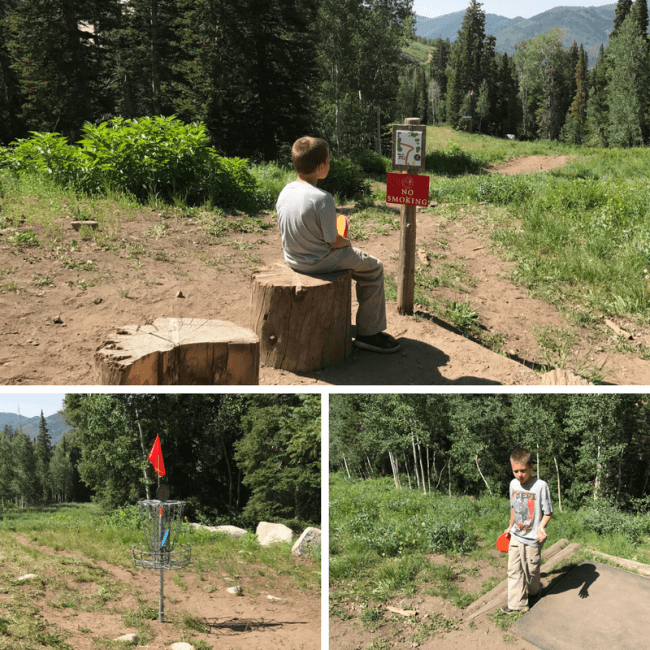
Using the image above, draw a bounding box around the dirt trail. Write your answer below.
[12,534,319,650]
[2,154,648,386]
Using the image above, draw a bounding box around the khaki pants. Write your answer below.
[507,537,541,611]
[291,247,386,336]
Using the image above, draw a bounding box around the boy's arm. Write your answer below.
[504,507,514,535]
[329,234,351,249]
[537,513,552,542]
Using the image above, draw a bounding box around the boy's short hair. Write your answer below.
[292,137,329,174]
[510,448,533,465]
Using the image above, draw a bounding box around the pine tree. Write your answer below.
[4,0,100,139]
[35,411,52,503]
[585,43,609,146]
[606,15,650,147]
[476,78,489,134]
[563,44,589,144]
[613,0,633,37]
[631,0,649,34]
[445,0,486,129]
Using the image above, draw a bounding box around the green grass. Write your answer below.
[424,128,650,326]
[330,474,650,619]
[0,503,319,649]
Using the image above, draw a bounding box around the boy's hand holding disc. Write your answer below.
[337,214,349,238]
[496,532,511,553]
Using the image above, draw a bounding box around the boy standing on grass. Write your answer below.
[276,136,400,353]
[502,448,553,613]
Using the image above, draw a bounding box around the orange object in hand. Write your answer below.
[496,532,511,553]
[337,214,349,238]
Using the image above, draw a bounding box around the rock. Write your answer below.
[267,595,281,601]
[256,522,293,546]
[16,573,38,581]
[52,315,63,324]
[188,523,247,538]
[170,643,195,650]
[176,290,184,298]
[114,633,138,643]
[291,527,321,557]
[227,585,243,595]
[94,298,103,305]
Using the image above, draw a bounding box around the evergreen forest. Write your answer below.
[331,393,650,513]
[0,393,321,530]
[1,0,649,162]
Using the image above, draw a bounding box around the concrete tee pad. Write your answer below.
[512,560,650,650]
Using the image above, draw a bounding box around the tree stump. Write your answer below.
[250,264,352,372]
[94,318,259,385]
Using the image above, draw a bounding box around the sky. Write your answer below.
[413,0,614,20]
[0,393,66,418]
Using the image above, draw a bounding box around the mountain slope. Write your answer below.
[415,4,618,66]
[0,412,71,446]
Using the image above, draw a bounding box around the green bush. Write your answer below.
[351,149,390,176]
[0,117,261,213]
[426,142,488,176]
[581,506,649,544]
[319,157,370,201]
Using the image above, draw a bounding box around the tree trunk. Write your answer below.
[150,0,161,114]
[250,265,352,372]
[411,434,420,491]
[475,455,492,494]
[95,318,259,385]
[343,455,351,479]
[418,440,426,495]
[554,455,562,512]
[134,408,152,500]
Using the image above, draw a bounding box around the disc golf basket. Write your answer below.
[132,499,191,622]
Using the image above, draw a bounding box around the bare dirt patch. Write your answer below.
[330,548,537,650]
[489,155,577,175]
[11,535,319,650]
[1,155,648,386]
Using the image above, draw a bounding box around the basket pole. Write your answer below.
[159,566,164,623]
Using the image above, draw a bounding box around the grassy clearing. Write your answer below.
[424,128,650,328]
[330,474,650,638]
[0,503,319,649]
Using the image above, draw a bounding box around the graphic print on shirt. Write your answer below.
[512,490,536,535]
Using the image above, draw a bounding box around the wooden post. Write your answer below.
[392,117,426,316]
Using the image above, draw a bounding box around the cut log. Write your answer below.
[250,264,352,372]
[94,318,259,385]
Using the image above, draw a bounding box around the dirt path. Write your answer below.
[1,154,648,386]
[12,534,320,650]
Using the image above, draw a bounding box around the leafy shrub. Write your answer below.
[424,520,477,554]
[0,117,261,213]
[319,157,370,201]
[581,506,649,543]
[351,149,390,176]
[250,160,294,210]
[426,142,488,176]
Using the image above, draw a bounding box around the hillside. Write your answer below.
[0,411,71,446]
[415,4,618,66]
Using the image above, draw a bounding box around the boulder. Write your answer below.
[291,527,321,557]
[227,585,243,595]
[256,522,293,546]
[171,644,195,650]
[189,523,247,538]
[114,633,138,643]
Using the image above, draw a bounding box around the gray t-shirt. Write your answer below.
[276,181,338,267]
[508,477,553,547]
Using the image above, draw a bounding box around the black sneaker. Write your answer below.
[354,332,401,353]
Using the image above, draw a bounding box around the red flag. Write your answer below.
[148,435,166,477]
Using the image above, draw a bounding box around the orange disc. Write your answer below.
[337,214,349,238]
[496,533,511,553]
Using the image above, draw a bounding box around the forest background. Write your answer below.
[0,393,321,531]
[1,0,650,162]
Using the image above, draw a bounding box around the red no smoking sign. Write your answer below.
[386,173,429,207]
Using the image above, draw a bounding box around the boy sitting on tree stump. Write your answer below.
[275,136,400,353]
